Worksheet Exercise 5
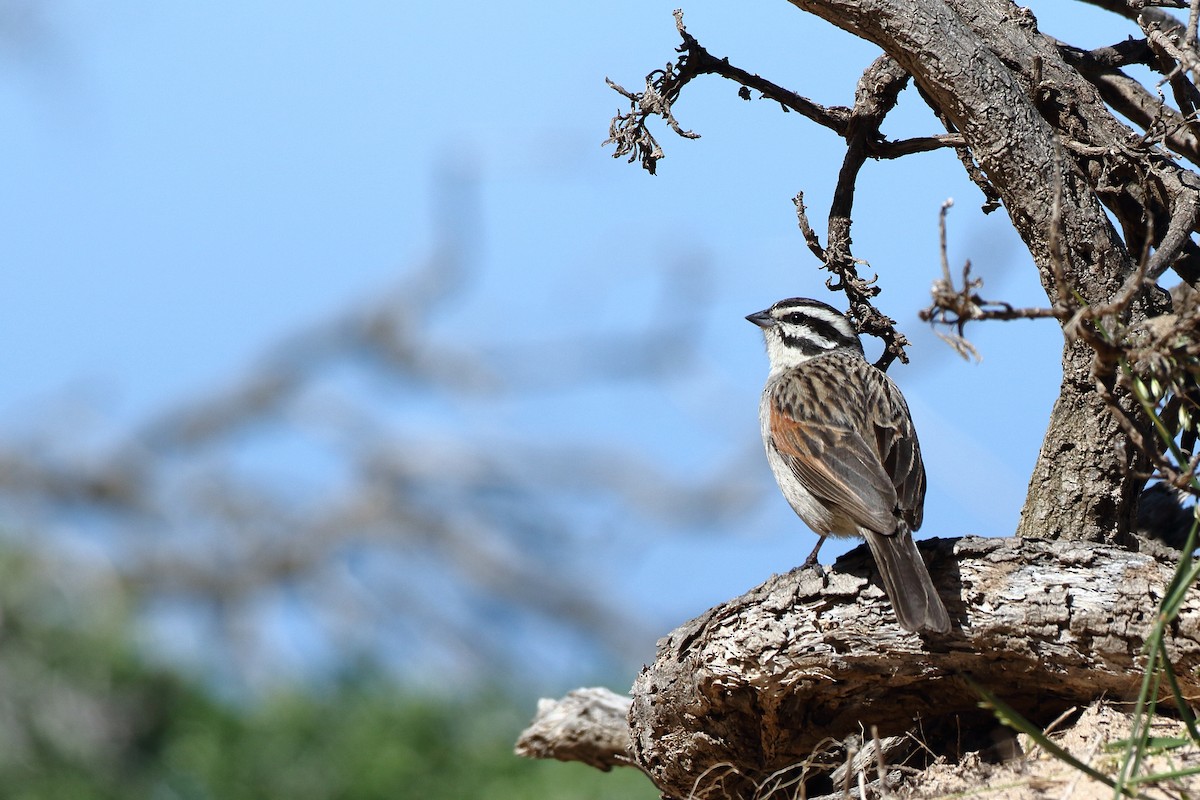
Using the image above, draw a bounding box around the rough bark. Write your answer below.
[519,536,1198,799]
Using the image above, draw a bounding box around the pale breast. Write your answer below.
[758,386,862,538]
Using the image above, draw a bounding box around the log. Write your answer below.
[518,536,1200,799]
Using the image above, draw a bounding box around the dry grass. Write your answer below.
[909,703,1200,800]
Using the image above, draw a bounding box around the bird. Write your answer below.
[747,297,951,634]
[1135,481,1197,551]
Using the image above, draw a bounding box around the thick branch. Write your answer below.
[1149,180,1200,278]
[1059,37,1200,166]
[522,537,1198,800]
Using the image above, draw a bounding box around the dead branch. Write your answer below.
[604,11,964,176]
[1061,40,1200,166]
[827,54,916,368]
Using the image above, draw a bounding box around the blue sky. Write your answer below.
[0,2,1151,684]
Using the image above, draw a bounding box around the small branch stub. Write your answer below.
[514,687,634,772]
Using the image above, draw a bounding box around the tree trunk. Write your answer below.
[1017,340,1146,542]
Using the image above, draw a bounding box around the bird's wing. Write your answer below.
[769,397,898,535]
[871,373,927,531]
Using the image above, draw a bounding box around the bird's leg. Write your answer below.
[801,535,826,569]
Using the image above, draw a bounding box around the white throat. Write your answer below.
[762,329,833,375]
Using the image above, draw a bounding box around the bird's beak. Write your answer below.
[745,309,774,328]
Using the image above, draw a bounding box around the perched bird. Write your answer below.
[1135,482,1197,551]
[747,297,951,634]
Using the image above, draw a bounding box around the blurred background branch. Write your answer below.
[0,180,760,689]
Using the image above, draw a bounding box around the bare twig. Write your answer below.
[793,192,827,263]
[920,200,1061,359]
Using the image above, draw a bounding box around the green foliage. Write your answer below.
[0,546,654,799]
[154,681,655,800]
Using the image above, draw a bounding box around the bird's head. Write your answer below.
[746,297,864,373]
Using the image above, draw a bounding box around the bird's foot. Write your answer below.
[800,536,826,571]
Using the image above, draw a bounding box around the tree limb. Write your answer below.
[520,536,1198,799]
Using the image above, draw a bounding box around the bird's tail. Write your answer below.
[862,527,951,634]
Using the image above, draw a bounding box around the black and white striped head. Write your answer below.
[746,297,863,372]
